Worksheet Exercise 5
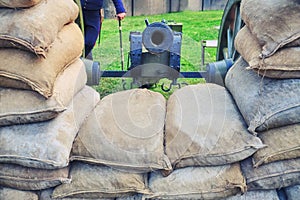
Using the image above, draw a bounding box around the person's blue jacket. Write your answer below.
[80,0,125,13]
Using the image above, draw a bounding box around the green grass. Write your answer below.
[92,10,223,98]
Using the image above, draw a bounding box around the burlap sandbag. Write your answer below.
[71,89,171,173]
[116,194,143,200]
[0,0,78,56]
[165,83,264,170]
[0,58,87,126]
[241,0,300,58]
[0,0,42,8]
[225,57,300,134]
[284,185,300,200]
[0,163,69,191]
[0,86,100,169]
[0,22,84,98]
[241,157,300,190]
[0,187,38,200]
[235,26,300,79]
[222,190,279,200]
[39,188,114,200]
[146,163,246,200]
[253,124,300,168]
[52,162,150,199]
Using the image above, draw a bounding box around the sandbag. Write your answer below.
[241,0,300,58]
[241,157,300,190]
[71,89,171,173]
[222,190,279,200]
[52,162,150,199]
[253,124,300,168]
[284,185,300,200]
[0,163,69,191]
[0,58,87,126]
[0,187,38,200]
[0,0,42,8]
[235,26,300,79]
[146,163,246,200]
[0,0,78,56]
[39,188,114,200]
[116,195,143,200]
[165,83,264,170]
[0,22,84,98]
[0,86,100,169]
[225,57,300,134]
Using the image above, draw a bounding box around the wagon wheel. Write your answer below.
[216,0,243,61]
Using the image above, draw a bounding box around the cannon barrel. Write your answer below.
[142,22,174,54]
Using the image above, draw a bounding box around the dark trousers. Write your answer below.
[82,9,101,57]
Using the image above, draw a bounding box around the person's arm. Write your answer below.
[112,0,126,20]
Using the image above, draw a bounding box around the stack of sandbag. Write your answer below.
[51,89,168,199]
[49,85,284,199]
[225,0,300,195]
[238,0,300,79]
[144,83,265,199]
[0,0,81,97]
[0,0,100,196]
[226,57,300,197]
[49,86,265,199]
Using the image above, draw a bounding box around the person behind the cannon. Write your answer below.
[80,0,126,58]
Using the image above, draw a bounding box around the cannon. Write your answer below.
[125,19,183,90]
[77,0,242,90]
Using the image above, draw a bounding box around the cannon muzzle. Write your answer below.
[142,22,174,54]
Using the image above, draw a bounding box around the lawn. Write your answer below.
[91,10,224,98]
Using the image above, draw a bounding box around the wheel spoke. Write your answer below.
[227,27,233,59]
[233,5,242,38]
[232,5,242,60]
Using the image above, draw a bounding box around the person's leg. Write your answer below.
[82,10,101,57]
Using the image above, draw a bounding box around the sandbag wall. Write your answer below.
[225,0,300,196]
[49,86,268,200]
[0,80,285,200]
[0,0,100,199]
[0,1,299,200]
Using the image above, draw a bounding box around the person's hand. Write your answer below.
[100,8,104,23]
[116,12,126,20]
